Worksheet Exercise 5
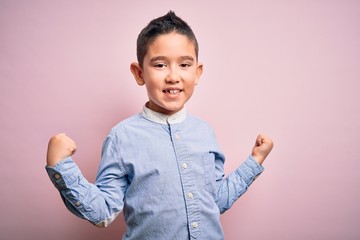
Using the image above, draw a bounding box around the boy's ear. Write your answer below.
[195,63,203,85]
[130,62,145,86]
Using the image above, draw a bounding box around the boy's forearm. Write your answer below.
[215,155,264,213]
[46,157,124,227]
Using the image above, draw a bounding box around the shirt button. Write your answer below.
[54,174,61,180]
[175,134,180,140]
[75,201,81,207]
[191,222,198,228]
[181,163,188,169]
[188,192,194,199]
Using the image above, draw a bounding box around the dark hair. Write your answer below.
[136,11,199,68]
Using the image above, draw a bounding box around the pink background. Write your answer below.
[1,0,360,239]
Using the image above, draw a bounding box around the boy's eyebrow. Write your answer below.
[179,56,194,61]
[150,56,167,62]
[150,56,195,62]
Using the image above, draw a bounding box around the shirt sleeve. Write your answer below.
[214,155,264,214]
[45,135,128,227]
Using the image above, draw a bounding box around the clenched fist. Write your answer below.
[47,133,77,167]
[251,134,273,165]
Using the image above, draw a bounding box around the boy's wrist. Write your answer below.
[47,156,64,167]
[251,154,265,165]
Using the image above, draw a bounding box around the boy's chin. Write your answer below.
[161,107,184,115]
[147,100,185,115]
[156,105,184,115]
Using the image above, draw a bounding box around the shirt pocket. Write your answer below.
[202,152,216,194]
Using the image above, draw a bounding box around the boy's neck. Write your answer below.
[142,103,186,124]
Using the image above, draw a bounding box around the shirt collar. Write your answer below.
[141,104,187,125]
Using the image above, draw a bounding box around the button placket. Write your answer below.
[170,125,200,237]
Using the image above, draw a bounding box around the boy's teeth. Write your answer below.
[166,90,179,94]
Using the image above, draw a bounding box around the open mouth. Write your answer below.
[163,89,183,94]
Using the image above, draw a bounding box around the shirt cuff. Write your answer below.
[45,157,82,190]
[236,155,265,185]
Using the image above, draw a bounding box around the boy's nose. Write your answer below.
[165,68,180,84]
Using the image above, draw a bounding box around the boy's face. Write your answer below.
[131,32,203,115]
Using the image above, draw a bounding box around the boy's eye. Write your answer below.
[154,63,166,68]
[180,63,191,68]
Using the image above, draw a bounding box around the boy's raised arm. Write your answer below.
[45,133,126,227]
[47,133,77,167]
[215,133,273,213]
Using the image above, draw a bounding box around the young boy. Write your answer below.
[46,11,273,240]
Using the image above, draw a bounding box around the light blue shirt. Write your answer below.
[46,106,264,239]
